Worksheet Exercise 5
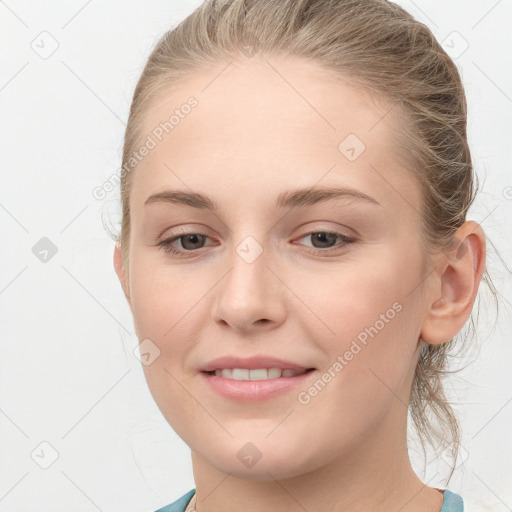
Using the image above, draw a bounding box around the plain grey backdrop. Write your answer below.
[1,0,511,511]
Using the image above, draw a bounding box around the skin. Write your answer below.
[114,55,486,511]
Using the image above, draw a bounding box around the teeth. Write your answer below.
[249,369,268,380]
[232,368,249,380]
[268,368,282,379]
[282,369,300,377]
[221,368,233,379]
[213,368,307,380]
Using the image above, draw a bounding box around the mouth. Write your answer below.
[200,367,317,401]
[203,368,315,380]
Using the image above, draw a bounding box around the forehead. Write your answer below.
[131,55,418,214]
[142,55,395,147]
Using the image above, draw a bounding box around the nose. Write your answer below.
[211,240,287,332]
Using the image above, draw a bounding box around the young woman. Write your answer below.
[113,1,491,510]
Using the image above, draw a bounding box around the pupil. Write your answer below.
[313,232,336,248]
[182,234,204,250]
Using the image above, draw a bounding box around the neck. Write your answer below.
[189,418,443,512]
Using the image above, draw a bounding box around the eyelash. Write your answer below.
[157,230,356,257]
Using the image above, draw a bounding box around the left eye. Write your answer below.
[295,231,355,253]
[157,230,355,257]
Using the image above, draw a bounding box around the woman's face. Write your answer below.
[115,56,434,480]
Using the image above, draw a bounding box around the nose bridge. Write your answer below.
[226,234,272,305]
[212,233,285,329]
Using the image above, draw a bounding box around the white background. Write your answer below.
[1,1,511,510]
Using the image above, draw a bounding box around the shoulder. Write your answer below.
[441,489,464,512]
[153,489,196,512]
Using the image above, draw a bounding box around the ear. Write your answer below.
[420,220,486,345]
[113,241,131,306]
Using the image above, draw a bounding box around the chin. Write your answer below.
[196,438,322,481]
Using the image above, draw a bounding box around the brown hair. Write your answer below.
[116,0,497,479]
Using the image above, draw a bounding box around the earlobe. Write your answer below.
[113,242,131,305]
[420,221,486,345]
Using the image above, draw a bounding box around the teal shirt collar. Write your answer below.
[155,488,464,512]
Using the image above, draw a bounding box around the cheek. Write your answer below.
[294,251,418,350]
[291,248,423,408]
[128,258,211,345]
[129,265,209,439]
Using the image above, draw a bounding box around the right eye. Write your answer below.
[157,232,213,257]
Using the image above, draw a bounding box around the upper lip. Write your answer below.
[201,356,313,372]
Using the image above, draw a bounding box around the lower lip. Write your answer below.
[200,369,316,401]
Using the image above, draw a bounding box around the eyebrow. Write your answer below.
[144,186,381,210]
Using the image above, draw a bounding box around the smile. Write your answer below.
[201,368,316,401]
[209,368,309,380]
